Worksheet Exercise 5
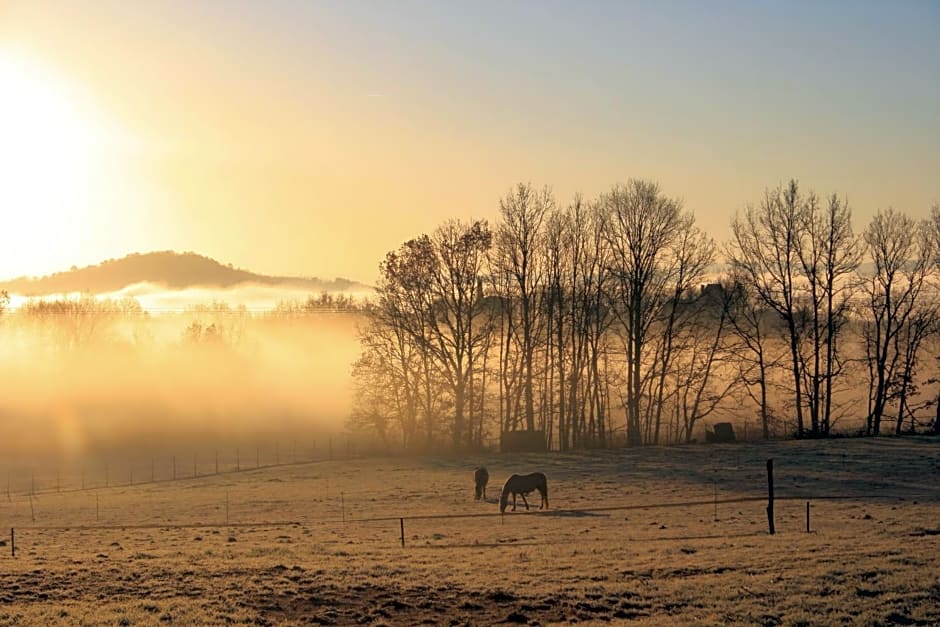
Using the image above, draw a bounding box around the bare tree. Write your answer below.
[494,183,553,433]
[603,180,695,446]
[729,181,809,437]
[794,193,861,435]
[861,209,933,435]
[645,221,715,444]
[671,284,741,442]
[724,272,785,439]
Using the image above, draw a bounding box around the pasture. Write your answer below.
[1,437,938,626]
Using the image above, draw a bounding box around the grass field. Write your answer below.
[2,436,938,626]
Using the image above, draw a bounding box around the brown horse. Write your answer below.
[473,467,489,500]
[499,472,548,513]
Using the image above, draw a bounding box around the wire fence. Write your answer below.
[2,438,357,499]
[3,452,938,557]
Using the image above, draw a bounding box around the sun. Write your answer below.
[0,50,112,275]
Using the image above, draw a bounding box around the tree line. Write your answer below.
[350,180,940,450]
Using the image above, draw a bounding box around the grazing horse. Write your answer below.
[473,467,489,500]
[499,472,549,513]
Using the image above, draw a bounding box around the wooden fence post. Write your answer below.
[766,459,775,535]
[806,501,810,533]
[10,528,13,558]
[400,518,405,547]
[713,482,718,521]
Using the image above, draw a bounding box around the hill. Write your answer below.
[0,251,369,296]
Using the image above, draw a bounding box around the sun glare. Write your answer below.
[0,51,116,274]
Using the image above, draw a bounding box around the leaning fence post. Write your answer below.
[766,459,775,535]
[400,518,405,547]
[806,501,810,533]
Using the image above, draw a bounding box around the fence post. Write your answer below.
[713,482,718,522]
[400,518,405,547]
[766,459,775,535]
[10,528,13,558]
[806,501,810,533]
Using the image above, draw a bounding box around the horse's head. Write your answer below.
[498,487,509,513]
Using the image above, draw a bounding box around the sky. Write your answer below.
[0,0,938,285]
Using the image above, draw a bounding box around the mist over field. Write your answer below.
[0,287,363,462]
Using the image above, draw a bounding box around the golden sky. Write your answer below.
[1,1,937,284]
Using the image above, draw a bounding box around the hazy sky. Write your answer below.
[1,0,937,284]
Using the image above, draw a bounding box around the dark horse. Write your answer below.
[499,472,549,513]
[473,467,489,500]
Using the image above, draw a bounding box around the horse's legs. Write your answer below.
[520,492,530,511]
[539,487,548,509]
[511,493,517,511]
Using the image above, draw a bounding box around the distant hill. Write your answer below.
[0,251,369,296]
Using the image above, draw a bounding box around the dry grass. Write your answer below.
[2,437,938,625]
